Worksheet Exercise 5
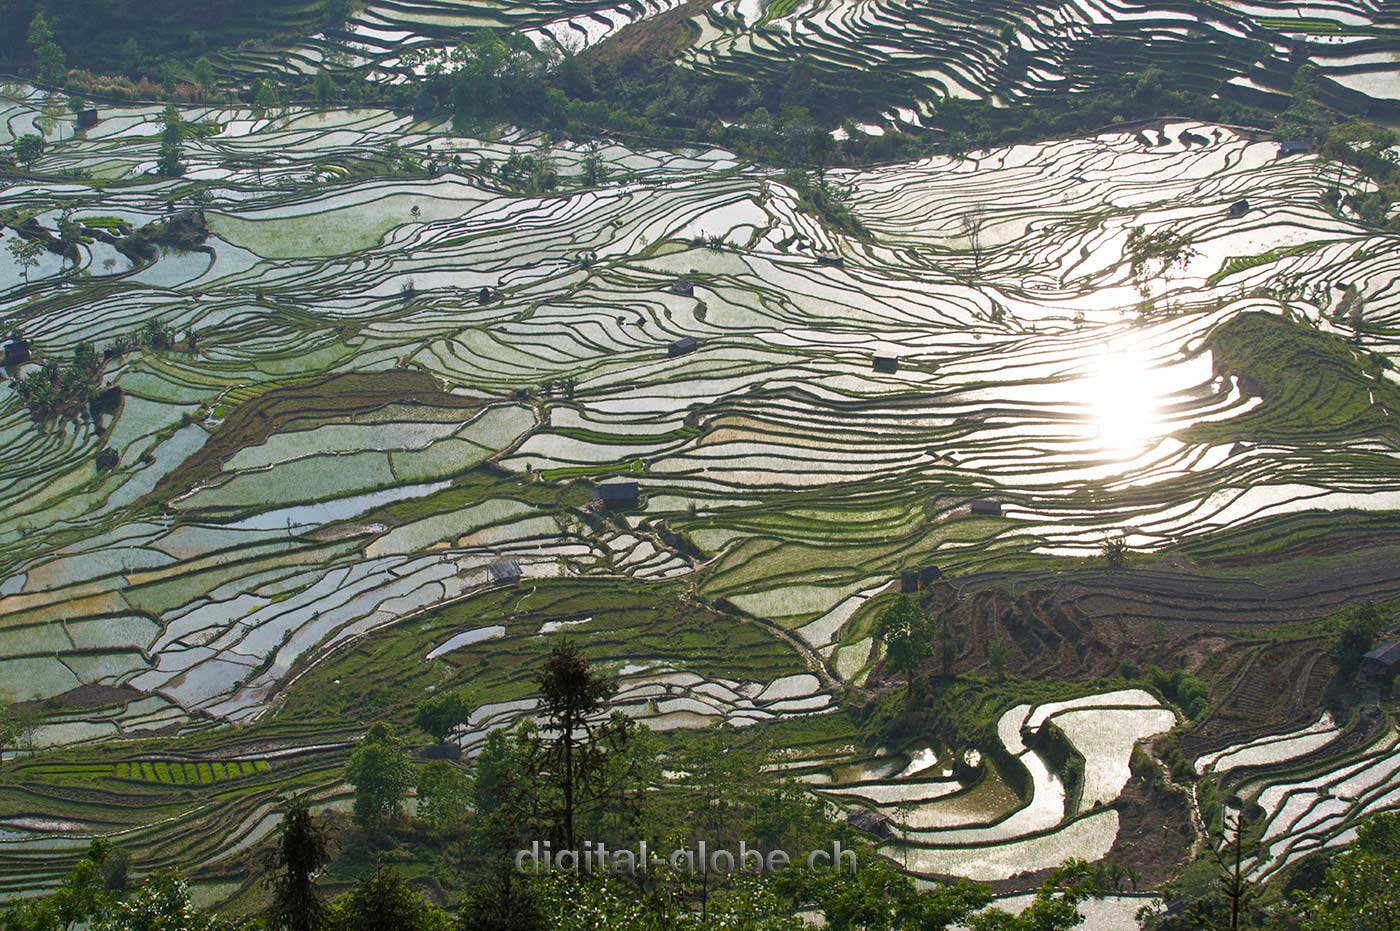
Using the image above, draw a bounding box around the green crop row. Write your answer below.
[113,759,271,784]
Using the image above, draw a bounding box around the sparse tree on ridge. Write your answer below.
[345,722,414,828]
[535,640,617,851]
[262,800,331,931]
[875,595,935,697]
[962,206,988,277]
[156,104,185,178]
[414,689,473,744]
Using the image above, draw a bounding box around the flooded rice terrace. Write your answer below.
[2,79,1399,892]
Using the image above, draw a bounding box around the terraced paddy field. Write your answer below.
[185,0,1400,124]
[3,80,1400,905]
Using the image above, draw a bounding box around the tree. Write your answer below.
[962,206,987,277]
[459,865,546,931]
[970,860,1101,931]
[156,104,184,178]
[324,867,451,931]
[35,41,68,86]
[874,595,934,696]
[795,853,991,930]
[13,133,44,170]
[193,58,217,90]
[27,12,67,86]
[415,760,472,829]
[579,143,608,187]
[1329,602,1386,680]
[119,39,145,77]
[528,146,558,194]
[413,689,473,743]
[7,236,45,284]
[322,0,353,28]
[253,81,281,110]
[262,800,330,931]
[1213,807,1255,931]
[27,10,54,48]
[345,722,413,828]
[1125,227,1196,303]
[987,636,1009,679]
[314,70,337,105]
[536,640,617,850]
[1101,536,1129,569]
[1299,812,1400,931]
[1338,284,1366,335]
[93,870,230,931]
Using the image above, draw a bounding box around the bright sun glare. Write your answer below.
[1083,348,1165,457]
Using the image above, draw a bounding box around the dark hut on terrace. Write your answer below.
[598,481,640,510]
[1361,641,1400,683]
[873,354,899,374]
[488,559,523,586]
[76,108,99,129]
[1228,199,1250,218]
[1278,141,1310,158]
[670,279,694,296]
[3,338,31,367]
[668,336,698,358]
[89,386,123,420]
[901,565,942,593]
[847,808,894,839]
[969,499,1002,516]
[816,255,845,268]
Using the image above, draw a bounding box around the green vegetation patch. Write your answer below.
[1187,310,1400,445]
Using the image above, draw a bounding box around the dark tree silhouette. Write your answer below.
[262,800,331,931]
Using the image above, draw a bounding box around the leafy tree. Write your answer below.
[324,867,451,931]
[793,853,991,930]
[414,689,473,743]
[92,870,229,931]
[35,41,67,86]
[987,636,1009,679]
[193,58,216,90]
[27,10,54,48]
[7,236,45,283]
[970,860,1101,931]
[118,38,144,76]
[1328,602,1386,680]
[262,800,330,931]
[156,104,184,178]
[13,133,44,169]
[536,639,617,850]
[26,12,66,86]
[345,722,413,828]
[1100,536,1129,569]
[253,81,281,109]
[321,0,353,28]
[874,595,934,696]
[458,865,546,931]
[1298,811,1400,931]
[314,70,337,105]
[415,760,472,829]
[579,143,608,186]
[1125,227,1196,302]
